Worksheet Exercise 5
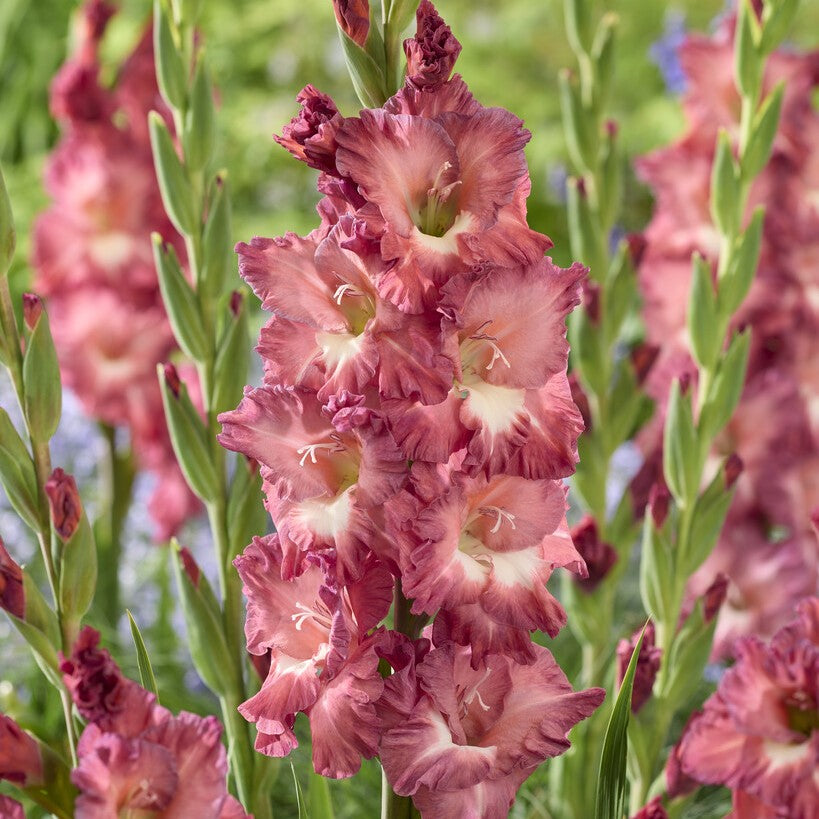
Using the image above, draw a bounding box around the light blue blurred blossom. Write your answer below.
[649,9,688,95]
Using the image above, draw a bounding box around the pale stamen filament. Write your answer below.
[296,442,341,467]
[462,668,492,713]
[485,340,511,371]
[333,283,363,305]
[479,506,517,534]
[291,601,332,632]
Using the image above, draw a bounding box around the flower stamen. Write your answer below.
[479,506,517,534]
[296,442,342,466]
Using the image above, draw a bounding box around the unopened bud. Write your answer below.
[605,118,618,138]
[630,343,659,385]
[404,0,462,89]
[0,538,24,620]
[21,293,43,331]
[229,290,242,317]
[581,280,601,324]
[568,373,592,431]
[648,482,670,528]
[626,232,647,268]
[570,515,617,592]
[163,362,181,398]
[178,547,201,588]
[44,468,82,540]
[724,453,743,489]
[617,621,661,713]
[333,0,370,47]
[702,572,728,622]
[0,714,44,787]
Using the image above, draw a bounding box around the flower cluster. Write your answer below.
[60,627,246,818]
[672,597,819,818]
[218,2,603,813]
[637,20,819,656]
[31,0,199,540]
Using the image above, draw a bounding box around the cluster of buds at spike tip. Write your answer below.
[218,3,604,813]
[30,0,200,540]
[635,9,819,655]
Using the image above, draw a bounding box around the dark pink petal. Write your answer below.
[410,769,529,819]
[385,75,482,118]
[383,392,469,463]
[0,796,24,819]
[142,712,240,818]
[274,85,342,174]
[0,539,24,620]
[450,260,584,389]
[73,732,178,818]
[380,697,497,795]
[218,387,340,501]
[335,109,458,239]
[236,233,344,330]
[0,714,44,786]
[404,0,462,90]
[308,640,385,777]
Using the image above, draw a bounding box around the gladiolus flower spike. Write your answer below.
[218,3,604,815]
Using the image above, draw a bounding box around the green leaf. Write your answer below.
[742,84,784,182]
[152,233,207,360]
[760,0,799,53]
[663,380,698,507]
[566,176,606,280]
[710,130,740,237]
[683,462,737,574]
[564,0,594,55]
[171,540,235,695]
[718,207,764,314]
[337,27,387,109]
[665,600,718,709]
[227,457,266,558]
[598,121,621,232]
[213,292,249,415]
[638,515,674,624]
[201,172,233,298]
[149,112,197,236]
[309,769,335,819]
[158,366,219,503]
[591,13,618,113]
[687,253,720,370]
[560,71,598,172]
[291,761,308,819]
[0,163,16,276]
[734,0,761,99]
[58,511,98,631]
[185,58,216,172]
[7,612,62,688]
[23,308,62,443]
[127,610,160,701]
[0,408,41,531]
[153,0,187,110]
[699,330,751,440]
[595,625,646,819]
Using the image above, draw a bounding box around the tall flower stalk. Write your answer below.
[630,0,801,809]
[147,0,270,812]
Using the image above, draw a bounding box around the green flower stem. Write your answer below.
[381,579,423,819]
[96,423,135,627]
[637,5,795,801]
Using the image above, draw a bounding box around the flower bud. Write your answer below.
[0,796,24,819]
[179,546,201,587]
[723,453,743,490]
[648,481,670,528]
[570,515,617,592]
[0,538,24,620]
[163,362,181,398]
[581,279,601,324]
[274,86,342,175]
[617,621,661,713]
[404,0,462,89]
[21,293,43,332]
[630,342,659,385]
[568,373,592,431]
[630,796,668,819]
[45,468,81,540]
[333,0,370,48]
[626,232,647,268]
[702,572,728,623]
[0,714,44,787]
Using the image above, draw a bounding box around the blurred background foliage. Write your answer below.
[2,0,819,815]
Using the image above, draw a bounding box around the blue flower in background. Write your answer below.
[649,10,688,95]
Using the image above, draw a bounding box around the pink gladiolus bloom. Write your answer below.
[234,534,391,776]
[676,598,819,818]
[63,629,247,818]
[378,639,604,817]
[0,714,44,787]
[391,473,585,661]
[219,387,406,582]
